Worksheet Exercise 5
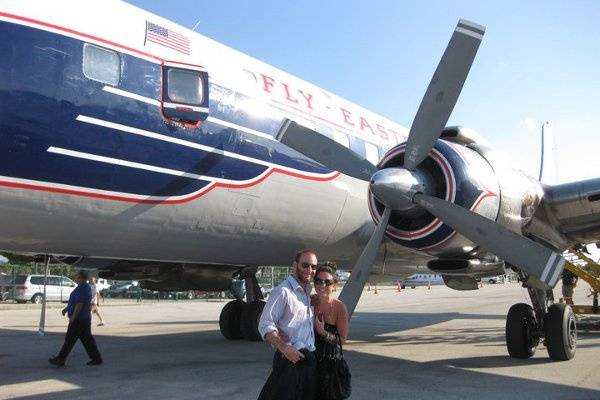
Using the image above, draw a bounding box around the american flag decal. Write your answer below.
[145,21,190,55]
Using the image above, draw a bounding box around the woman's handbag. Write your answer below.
[318,332,351,399]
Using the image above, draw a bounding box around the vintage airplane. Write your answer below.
[1,1,599,361]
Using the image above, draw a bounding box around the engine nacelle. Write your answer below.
[427,258,505,276]
[368,139,501,257]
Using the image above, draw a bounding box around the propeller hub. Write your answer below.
[370,168,428,212]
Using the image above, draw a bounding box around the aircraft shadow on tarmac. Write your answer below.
[350,311,507,345]
[1,311,599,400]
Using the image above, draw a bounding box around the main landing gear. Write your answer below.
[219,270,266,342]
[505,272,577,361]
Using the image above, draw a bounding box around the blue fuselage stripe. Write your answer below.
[0,21,332,198]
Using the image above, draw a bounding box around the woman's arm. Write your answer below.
[336,300,349,345]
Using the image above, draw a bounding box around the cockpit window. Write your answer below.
[83,44,120,85]
[167,68,204,105]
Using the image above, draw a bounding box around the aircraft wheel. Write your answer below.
[545,303,577,361]
[506,303,538,358]
[219,299,244,340]
[241,300,266,341]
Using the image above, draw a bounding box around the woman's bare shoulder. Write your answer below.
[333,299,348,313]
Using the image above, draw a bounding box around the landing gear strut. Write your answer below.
[505,270,576,361]
[219,269,266,342]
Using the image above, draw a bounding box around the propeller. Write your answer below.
[403,20,485,170]
[412,194,565,288]
[278,19,566,317]
[276,119,377,181]
[339,207,391,316]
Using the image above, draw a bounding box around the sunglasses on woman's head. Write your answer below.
[314,278,334,286]
[301,262,317,270]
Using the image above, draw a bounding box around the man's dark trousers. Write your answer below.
[257,348,317,400]
[57,319,102,362]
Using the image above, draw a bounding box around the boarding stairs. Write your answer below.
[562,249,600,315]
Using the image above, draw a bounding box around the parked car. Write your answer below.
[0,274,14,301]
[484,275,506,284]
[10,274,76,304]
[101,282,135,298]
[95,278,111,292]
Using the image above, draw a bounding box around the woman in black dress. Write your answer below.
[312,264,350,399]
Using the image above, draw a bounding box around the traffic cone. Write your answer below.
[397,281,402,292]
[374,285,378,294]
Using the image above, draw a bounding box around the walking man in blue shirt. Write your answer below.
[48,270,103,366]
[257,249,318,400]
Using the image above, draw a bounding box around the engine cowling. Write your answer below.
[368,139,501,256]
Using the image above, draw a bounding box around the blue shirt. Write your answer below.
[258,276,315,351]
[67,283,92,321]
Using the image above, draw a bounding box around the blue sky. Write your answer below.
[128,0,599,183]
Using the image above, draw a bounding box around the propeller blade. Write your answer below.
[339,207,392,317]
[413,193,565,287]
[275,119,376,181]
[404,20,485,171]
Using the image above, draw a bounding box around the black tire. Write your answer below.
[31,293,44,304]
[219,300,244,340]
[241,300,266,342]
[545,303,577,361]
[506,303,538,358]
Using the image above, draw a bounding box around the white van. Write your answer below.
[11,275,76,304]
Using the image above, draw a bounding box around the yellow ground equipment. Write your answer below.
[562,249,600,315]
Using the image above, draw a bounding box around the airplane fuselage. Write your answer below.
[0,2,415,272]
[1,1,598,286]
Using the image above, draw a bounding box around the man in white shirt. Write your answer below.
[257,250,318,400]
[89,276,105,326]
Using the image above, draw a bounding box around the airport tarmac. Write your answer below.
[1,283,599,400]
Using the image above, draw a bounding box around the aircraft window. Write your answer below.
[349,136,366,158]
[378,146,388,161]
[333,131,350,148]
[365,142,379,165]
[167,69,204,105]
[83,43,120,85]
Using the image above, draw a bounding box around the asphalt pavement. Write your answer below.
[1,282,599,400]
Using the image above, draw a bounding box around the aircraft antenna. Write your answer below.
[191,19,202,32]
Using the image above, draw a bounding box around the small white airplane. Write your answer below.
[403,274,444,288]
[1,1,599,361]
